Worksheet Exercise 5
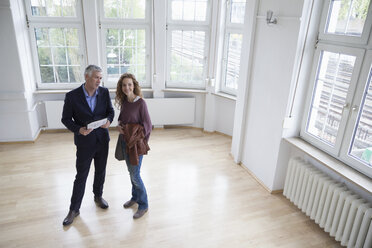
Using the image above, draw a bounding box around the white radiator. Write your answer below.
[283,157,372,248]
[45,98,195,129]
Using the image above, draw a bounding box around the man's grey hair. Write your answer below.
[84,65,102,77]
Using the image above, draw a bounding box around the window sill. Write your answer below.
[34,88,154,95]
[163,88,207,94]
[212,92,236,100]
[34,89,69,94]
[284,137,372,194]
[109,88,153,93]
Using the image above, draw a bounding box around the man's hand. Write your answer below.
[100,120,111,129]
[79,127,93,136]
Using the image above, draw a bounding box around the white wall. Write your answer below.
[232,0,304,190]
[0,0,41,142]
[214,96,235,136]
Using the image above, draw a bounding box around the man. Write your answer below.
[61,65,115,226]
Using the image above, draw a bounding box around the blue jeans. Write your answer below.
[124,146,148,210]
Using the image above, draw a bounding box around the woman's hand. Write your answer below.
[117,125,124,134]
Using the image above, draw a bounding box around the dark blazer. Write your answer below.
[61,84,115,147]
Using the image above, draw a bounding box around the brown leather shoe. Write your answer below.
[94,196,109,209]
[123,200,136,208]
[133,208,148,219]
[62,210,79,226]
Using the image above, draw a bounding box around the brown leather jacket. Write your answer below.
[120,123,150,165]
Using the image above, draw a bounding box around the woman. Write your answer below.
[115,73,152,219]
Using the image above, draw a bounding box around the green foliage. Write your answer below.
[40,66,54,83]
[337,0,370,20]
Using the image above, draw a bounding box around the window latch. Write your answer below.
[26,15,30,28]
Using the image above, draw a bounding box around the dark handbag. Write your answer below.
[115,134,125,161]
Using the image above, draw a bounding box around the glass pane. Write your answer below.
[170,55,181,82]
[30,0,47,16]
[136,67,146,83]
[170,30,205,84]
[107,65,120,78]
[195,2,207,21]
[326,0,371,37]
[224,33,242,90]
[37,47,52,65]
[65,29,79,46]
[172,1,183,20]
[104,0,118,18]
[49,28,65,46]
[349,65,372,167]
[68,66,82,82]
[107,48,119,64]
[67,47,79,65]
[230,0,246,24]
[62,0,76,16]
[53,47,67,64]
[103,0,146,19]
[121,48,132,64]
[171,0,208,21]
[40,66,54,83]
[55,66,68,82]
[30,0,77,17]
[45,0,61,16]
[106,28,147,84]
[35,28,49,46]
[34,27,81,83]
[306,51,356,146]
[183,1,195,21]
[106,29,119,46]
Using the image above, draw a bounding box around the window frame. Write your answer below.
[219,30,243,95]
[166,0,211,25]
[166,25,210,89]
[99,24,151,88]
[98,0,152,88]
[166,0,211,89]
[219,0,246,95]
[300,43,365,157]
[340,50,372,178]
[98,0,151,23]
[318,0,372,44]
[25,0,87,89]
[24,0,84,23]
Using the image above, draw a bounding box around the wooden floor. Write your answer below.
[0,128,341,248]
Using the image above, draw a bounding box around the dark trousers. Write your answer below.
[69,141,109,211]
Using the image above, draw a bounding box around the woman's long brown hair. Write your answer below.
[115,73,143,109]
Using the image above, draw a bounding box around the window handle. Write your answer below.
[352,105,358,111]
[343,103,349,109]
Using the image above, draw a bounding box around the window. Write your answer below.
[301,0,372,177]
[25,0,246,91]
[319,0,372,43]
[99,0,151,88]
[220,0,246,95]
[25,0,86,89]
[340,51,372,176]
[166,0,211,89]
